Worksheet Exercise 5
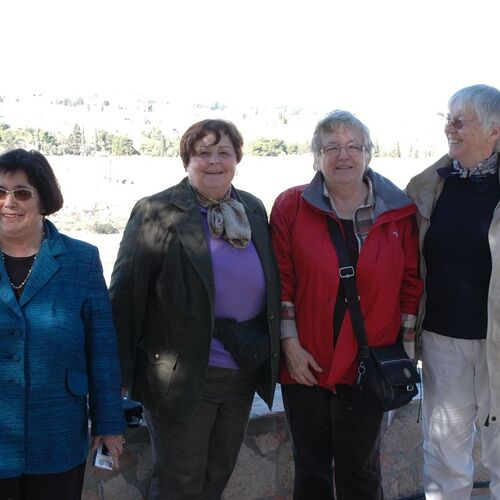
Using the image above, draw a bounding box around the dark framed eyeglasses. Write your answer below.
[322,144,365,157]
[0,188,38,201]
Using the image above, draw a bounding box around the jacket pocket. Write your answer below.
[137,347,179,398]
[66,370,89,396]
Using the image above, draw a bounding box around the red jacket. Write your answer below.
[270,170,422,389]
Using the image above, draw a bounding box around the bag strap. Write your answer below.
[327,218,370,361]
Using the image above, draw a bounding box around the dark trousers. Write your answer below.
[144,366,258,500]
[0,461,86,500]
[282,383,384,500]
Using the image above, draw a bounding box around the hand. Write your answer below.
[281,337,323,386]
[91,435,124,470]
[402,328,416,361]
[403,339,415,362]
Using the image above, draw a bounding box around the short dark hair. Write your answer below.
[0,149,64,215]
[180,119,244,168]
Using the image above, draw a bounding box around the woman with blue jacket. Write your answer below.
[0,149,124,500]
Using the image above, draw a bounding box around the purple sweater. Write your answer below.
[199,207,266,369]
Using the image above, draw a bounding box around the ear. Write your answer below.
[488,125,500,144]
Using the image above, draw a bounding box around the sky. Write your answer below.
[2,0,500,135]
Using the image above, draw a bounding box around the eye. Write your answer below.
[197,151,210,157]
[347,145,363,153]
[324,145,341,153]
[13,189,35,201]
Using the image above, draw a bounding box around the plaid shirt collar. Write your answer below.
[322,176,376,249]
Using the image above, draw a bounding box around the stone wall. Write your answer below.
[82,399,488,500]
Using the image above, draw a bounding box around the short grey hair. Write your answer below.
[448,84,500,152]
[311,110,374,161]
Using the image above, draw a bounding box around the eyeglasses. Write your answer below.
[445,117,474,130]
[0,188,37,201]
[322,144,365,157]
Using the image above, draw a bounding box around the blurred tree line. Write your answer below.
[0,123,313,157]
[0,123,180,157]
[0,123,436,158]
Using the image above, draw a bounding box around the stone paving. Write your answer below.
[82,392,491,500]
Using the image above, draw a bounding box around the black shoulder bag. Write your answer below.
[327,218,420,411]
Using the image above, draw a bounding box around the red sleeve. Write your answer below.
[398,213,424,315]
[270,189,299,304]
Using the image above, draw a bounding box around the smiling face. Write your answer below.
[186,132,238,200]
[316,125,369,191]
[445,107,498,168]
[0,170,44,244]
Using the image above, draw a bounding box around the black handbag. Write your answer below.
[327,218,420,411]
[213,312,270,371]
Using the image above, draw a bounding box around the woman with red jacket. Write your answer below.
[270,110,423,500]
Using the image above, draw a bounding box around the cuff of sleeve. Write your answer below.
[281,319,299,339]
[401,313,417,338]
[280,301,298,339]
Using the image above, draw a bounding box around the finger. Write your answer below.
[291,368,317,386]
[307,356,323,373]
[111,451,120,470]
[301,369,318,386]
[90,437,100,452]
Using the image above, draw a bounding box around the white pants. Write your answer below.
[422,330,500,500]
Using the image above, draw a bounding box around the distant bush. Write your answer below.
[94,221,119,234]
[140,128,180,157]
[248,138,287,157]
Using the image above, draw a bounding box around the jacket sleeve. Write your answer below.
[398,214,423,318]
[83,248,125,436]
[270,190,303,339]
[270,190,297,304]
[109,198,161,390]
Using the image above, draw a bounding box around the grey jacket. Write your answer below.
[109,177,281,419]
[406,154,500,422]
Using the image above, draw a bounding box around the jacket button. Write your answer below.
[269,314,275,320]
[154,354,160,360]
[11,330,21,337]
[272,352,278,359]
[10,354,21,361]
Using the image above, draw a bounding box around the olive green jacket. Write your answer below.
[109,177,281,419]
[406,154,500,422]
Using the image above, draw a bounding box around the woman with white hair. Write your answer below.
[407,84,500,499]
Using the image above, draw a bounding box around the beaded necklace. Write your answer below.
[1,232,44,291]
[1,251,38,290]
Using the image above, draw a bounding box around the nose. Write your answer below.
[208,153,221,164]
[338,146,350,159]
[2,192,17,205]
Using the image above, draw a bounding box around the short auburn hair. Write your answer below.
[180,119,244,168]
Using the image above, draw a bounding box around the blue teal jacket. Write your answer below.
[0,220,124,478]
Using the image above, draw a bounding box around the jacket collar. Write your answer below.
[406,155,450,220]
[302,168,414,218]
[0,219,66,311]
[167,177,269,315]
[408,154,500,220]
[169,176,263,214]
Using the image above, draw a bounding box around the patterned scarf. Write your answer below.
[191,184,251,249]
[438,152,499,183]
